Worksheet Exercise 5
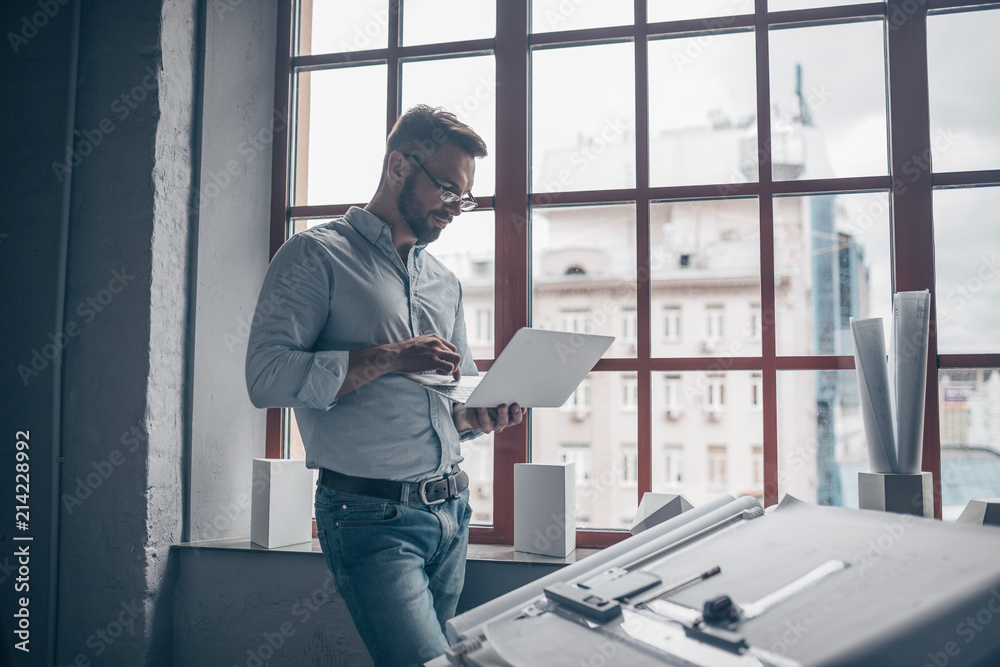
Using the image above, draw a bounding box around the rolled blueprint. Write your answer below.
[851,317,898,473]
[889,291,931,474]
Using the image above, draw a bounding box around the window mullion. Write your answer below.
[634,0,653,500]
[756,1,780,508]
[492,0,530,543]
[885,0,942,517]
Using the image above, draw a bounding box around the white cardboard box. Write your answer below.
[250,458,313,548]
[514,462,575,557]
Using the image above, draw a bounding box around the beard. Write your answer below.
[397,174,447,245]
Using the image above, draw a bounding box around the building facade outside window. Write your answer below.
[274,1,1000,543]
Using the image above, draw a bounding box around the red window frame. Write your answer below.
[268,0,1000,547]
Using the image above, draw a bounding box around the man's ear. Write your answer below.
[384,150,411,190]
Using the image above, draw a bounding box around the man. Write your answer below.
[245,105,523,667]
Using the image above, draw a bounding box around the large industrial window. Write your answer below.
[268,1,1000,546]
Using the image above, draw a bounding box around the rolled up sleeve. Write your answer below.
[245,235,347,410]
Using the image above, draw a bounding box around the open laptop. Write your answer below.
[403,327,614,408]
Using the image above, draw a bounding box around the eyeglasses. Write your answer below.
[403,153,478,212]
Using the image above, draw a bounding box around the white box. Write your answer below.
[251,458,314,548]
[514,463,575,557]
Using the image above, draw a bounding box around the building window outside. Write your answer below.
[705,305,724,343]
[621,374,638,411]
[474,308,492,345]
[274,2,999,543]
[559,443,591,485]
[708,445,728,487]
[663,305,681,343]
[663,445,683,486]
[621,444,638,487]
[752,444,764,486]
[664,374,682,418]
[561,377,590,418]
[706,374,725,412]
[560,308,592,334]
[622,307,637,347]
[749,304,762,342]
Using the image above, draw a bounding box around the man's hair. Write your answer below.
[384,105,488,166]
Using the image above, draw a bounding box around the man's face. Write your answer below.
[396,142,476,245]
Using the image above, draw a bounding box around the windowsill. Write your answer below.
[173,537,603,565]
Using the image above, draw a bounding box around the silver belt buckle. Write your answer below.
[418,474,451,505]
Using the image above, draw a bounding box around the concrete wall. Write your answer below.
[172,547,566,666]
[1,0,274,664]
[0,1,76,663]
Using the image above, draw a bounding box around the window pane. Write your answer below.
[648,0,752,23]
[300,0,389,56]
[939,369,1000,521]
[426,209,496,359]
[777,370,863,507]
[532,204,637,359]
[532,0,633,33]
[928,8,1000,172]
[294,65,388,205]
[289,217,332,237]
[648,31,757,187]
[769,0,879,11]
[934,186,1000,354]
[650,199,760,357]
[532,372,638,530]
[769,20,888,180]
[401,55,497,196]
[774,193,891,356]
[651,371,763,505]
[532,43,635,193]
[463,433,495,526]
[401,0,496,46]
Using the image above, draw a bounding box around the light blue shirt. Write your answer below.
[245,206,478,482]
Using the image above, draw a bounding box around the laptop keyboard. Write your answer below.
[428,383,478,403]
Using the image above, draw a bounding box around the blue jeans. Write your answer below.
[315,483,472,667]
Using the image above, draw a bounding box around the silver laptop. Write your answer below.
[403,327,614,408]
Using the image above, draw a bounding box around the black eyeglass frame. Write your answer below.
[402,153,478,212]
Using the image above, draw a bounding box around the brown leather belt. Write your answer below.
[318,465,469,506]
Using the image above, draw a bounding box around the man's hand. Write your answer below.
[384,333,463,379]
[338,334,462,398]
[453,403,525,435]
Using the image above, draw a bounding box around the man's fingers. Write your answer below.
[509,404,524,425]
[493,404,510,430]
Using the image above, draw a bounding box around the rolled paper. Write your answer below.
[889,291,931,474]
[851,317,898,474]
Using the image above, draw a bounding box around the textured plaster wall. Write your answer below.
[53,0,195,664]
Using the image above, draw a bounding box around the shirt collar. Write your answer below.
[344,206,391,246]
[344,206,424,259]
